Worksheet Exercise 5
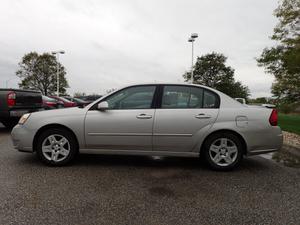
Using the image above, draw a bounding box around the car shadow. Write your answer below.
[17,152,273,174]
[76,154,206,169]
[71,153,271,172]
[18,152,209,171]
[11,136,272,173]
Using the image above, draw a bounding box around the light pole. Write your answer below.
[51,50,65,96]
[188,33,198,84]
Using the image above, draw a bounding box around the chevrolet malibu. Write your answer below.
[11,83,283,170]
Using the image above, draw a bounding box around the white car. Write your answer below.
[11,83,283,170]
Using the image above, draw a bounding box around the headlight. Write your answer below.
[18,113,31,125]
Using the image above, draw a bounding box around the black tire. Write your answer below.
[36,128,78,166]
[203,132,243,171]
[1,119,18,129]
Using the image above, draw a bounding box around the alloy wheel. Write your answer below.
[42,134,70,162]
[208,138,238,167]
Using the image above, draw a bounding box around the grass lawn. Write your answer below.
[278,113,300,135]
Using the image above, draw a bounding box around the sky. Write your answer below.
[0,0,279,97]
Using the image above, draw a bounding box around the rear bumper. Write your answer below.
[11,124,34,152]
[9,110,31,117]
[246,127,283,156]
[1,108,43,120]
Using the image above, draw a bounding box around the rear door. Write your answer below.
[153,85,219,152]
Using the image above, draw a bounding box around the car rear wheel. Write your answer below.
[36,128,78,166]
[203,132,243,171]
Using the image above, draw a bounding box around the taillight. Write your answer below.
[7,91,16,107]
[269,109,278,126]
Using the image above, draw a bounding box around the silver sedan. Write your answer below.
[11,83,283,170]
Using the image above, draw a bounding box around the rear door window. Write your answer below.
[161,86,190,108]
[161,86,209,109]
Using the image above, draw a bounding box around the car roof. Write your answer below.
[119,82,220,93]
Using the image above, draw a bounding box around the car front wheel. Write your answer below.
[203,132,243,171]
[36,128,78,166]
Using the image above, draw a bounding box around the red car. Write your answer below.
[42,96,64,109]
[49,96,77,107]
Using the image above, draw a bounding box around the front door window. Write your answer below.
[106,86,156,109]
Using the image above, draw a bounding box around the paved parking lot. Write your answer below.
[0,124,299,225]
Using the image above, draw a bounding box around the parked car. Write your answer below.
[63,96,89,107]
[42,96,64,110]
[0,88,43,128]
[49,96,77,108]
[11,83,283,170]
[235,98,246,104]
[77,95,102,104]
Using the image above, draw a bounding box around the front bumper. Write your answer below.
[11,124,35,152]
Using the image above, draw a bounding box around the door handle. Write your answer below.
[136,114,152,119]
[195,113,211,119]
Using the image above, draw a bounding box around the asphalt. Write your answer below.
[0,124,299,225]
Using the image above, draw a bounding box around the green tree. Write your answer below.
[248,97,269,104]
[16,52,69,95]
[183,52,250,99]
[257,0,300,103]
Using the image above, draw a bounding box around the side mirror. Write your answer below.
[97,101,109,110]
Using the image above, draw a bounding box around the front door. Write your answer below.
[85,85,157,151]
[153,85,219,152]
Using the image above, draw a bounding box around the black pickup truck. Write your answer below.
[0,89,43,128]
